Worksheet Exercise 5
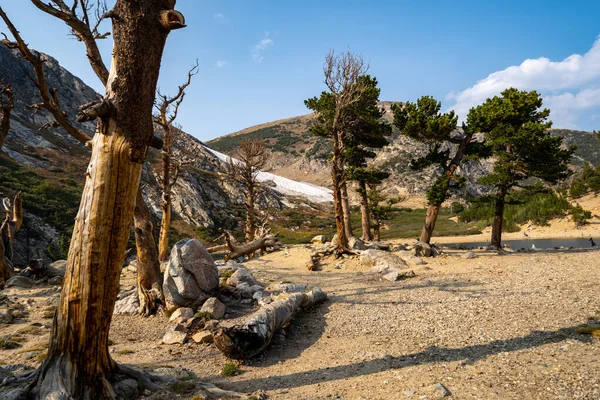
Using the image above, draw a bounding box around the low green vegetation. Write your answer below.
[568,163,600,198]
[222,361,240,376]
[459,184,571,232]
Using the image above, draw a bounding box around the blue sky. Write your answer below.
[1,1,599,140]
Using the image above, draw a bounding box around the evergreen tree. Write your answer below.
[392,96,479,245]
[467,88,575,247]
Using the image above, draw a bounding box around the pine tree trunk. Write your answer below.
[359,180,372,241]
[420,204,440,244]
[331,134,348,251]
[373,220,381,242]
[245,185,256,242]
[340,179,354,238]
[134,190,164,316]
[491,187,506,248]
[30,1,175,397]
[158,150,171,261]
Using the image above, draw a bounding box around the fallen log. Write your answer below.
[222,230,280,261]
[206,244,228,254]
[214,287,327,359]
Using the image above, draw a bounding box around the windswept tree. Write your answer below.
[344,76,391,241]
[1,1,186,396]
[0,192,22,288]
[468,88,575,248]
[392,96,480,245]
[0,83,13,148]
[305,50,369,251]
[155,62,198,261]
[226,139,270,242]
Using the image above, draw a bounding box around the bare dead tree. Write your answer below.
[225,138,270,242]
[154,61,198,261]
[0,192,22,289]
[1,1,169,317]
[323,49,369,250]
[0,83,13,149]
[0,2,186,397]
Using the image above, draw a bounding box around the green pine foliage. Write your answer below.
[571,204,592,227]
[568,163,600,198]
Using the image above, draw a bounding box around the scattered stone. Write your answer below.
[403,390,416,397]
[113,292,140,315]
[165,322,186,333]
[200,297,226,319]
[427,383,451,398]
[163,239,219,309]
[462,251,477,259]
[311,235,330,244]
[162,330,187,344]
[396,251,426,266]
[114,378,139,399]
[413,241,433,257]
[48,276,63,286]
[252,291,266,301]
[169,307,194,322]
[240,299,252,304]
[204,320,220,331]
[382,269,400,282]
[126,260,137,273]
[5,276,36,288]
[0,309,14,324]
[192,330,214,344]
[236,282,253,299]
[226,267,259,287]
[143,389,152,396]
[399,270,416,279]
[335,261,343,269]
[348,236,367,250]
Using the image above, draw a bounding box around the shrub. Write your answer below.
[222,361,239,376]
[571,204,592,227]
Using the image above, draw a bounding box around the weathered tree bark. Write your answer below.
[214,287,327,359]
[245,185,256,242]
[134,190,164,316]
[332,132,349,251]
[222,230,279,261]
[340,179,354,238]
[373,220,381,242]
[491,186,507,248]
[419,204,440,244]
[0,193,22,288]
[0,84,13,149]
[158,147,172,261]
[358,180,372,241]
[27,1,182,397]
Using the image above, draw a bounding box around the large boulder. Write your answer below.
[199,297,226,319]
[348,237,367,250]
[311,235,330,244]
[361,249,408,281]
[163,239,219,309]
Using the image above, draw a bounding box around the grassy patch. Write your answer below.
[194,311,213,321]
[116,349,135,355]
[0,336,22,349]
[222,361,240,376]
[576,325,600,337]
[16,325,44,336]
[42,307,56,319]
[168,380,196,394]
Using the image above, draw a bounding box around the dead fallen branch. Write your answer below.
[214,287,327,359]
[221,230,281,261]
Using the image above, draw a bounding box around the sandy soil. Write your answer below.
[2,240,599,399]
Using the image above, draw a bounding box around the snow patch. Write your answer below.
[204,147,333,203]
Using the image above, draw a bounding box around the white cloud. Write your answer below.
[448,36,600,129]
[213,13,225,20]
[252,34,274,63]
[215,60,228,68]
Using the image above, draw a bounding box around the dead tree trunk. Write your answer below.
[373,219,381,242]
[245,185,256,242]
[27,2,184,397]
[214,287,327,359]
[158,148,172,261]
[358,180,372,241]
[0,84,13,149]
[222,230,279,261]
[0,193,22,288]
[134,191,164,316]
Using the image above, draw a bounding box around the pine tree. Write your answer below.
[467,88,575,247]
[392,96,476,245]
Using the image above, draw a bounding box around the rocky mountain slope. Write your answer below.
[208,103,600,201]
[0,44,326,267]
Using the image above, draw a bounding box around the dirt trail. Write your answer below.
[1,244,599,399]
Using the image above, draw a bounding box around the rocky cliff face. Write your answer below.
[0,44,295,267]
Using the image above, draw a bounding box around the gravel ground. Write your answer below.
[1,245,599,399]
